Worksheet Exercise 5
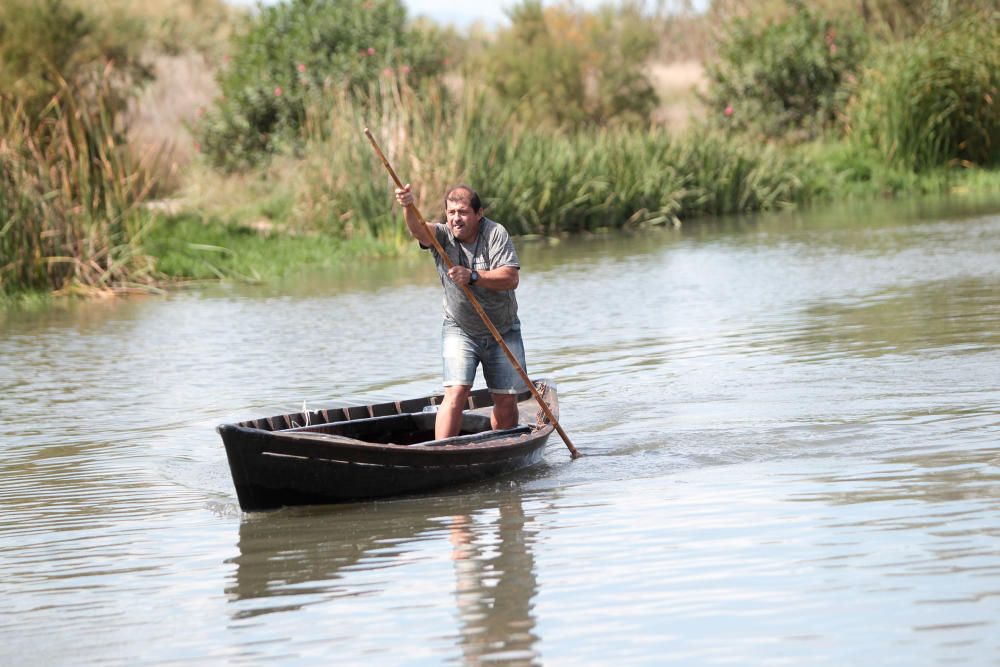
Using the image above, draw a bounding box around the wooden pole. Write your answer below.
[364,127,580,459]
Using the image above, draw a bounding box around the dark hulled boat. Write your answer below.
[218,379,558,511]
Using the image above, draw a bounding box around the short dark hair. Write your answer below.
[445,184,482,212]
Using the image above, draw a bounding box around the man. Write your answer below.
[395,183,527,440]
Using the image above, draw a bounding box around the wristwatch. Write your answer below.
[469,270,480,284]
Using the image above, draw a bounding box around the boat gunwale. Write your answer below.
[221,382,553,434]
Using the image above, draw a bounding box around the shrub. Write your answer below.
[845,8,999,171]
[703,0,868,140]
[196,0,445,170]
[479,0,659,129]
[0,0,149,121]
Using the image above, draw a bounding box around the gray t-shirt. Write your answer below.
[426,217,520,338]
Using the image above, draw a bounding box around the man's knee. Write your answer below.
[491,394,518,429]
[443,384,471,405]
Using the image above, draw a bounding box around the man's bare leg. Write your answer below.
[436,384,471,439]
[491,393,519,431]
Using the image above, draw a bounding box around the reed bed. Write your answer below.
[846,10,999,171]
[0,76,159,296]
[291,79,804,243]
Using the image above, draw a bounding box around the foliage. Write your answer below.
[216,79,802,249]
[478,0,659,129]
[850,0,997,38]
[142,212,386,282]
[703,0,869,140]
[845,8,1000,171]
[195,0,446,170]
[98,0,243,59]
[0,75,158,296]
[0,0,150,121]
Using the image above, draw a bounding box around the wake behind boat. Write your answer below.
[218,379,558,511]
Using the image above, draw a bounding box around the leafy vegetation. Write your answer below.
[702,1,869,139]
[476,0,659,129]
[3,0,999,299]
[195,0,446,170]
[0,0,151,129]
[845,7,1000,170]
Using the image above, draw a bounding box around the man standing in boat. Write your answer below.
[395,183,527,440]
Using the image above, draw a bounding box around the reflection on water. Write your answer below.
[449,496,538,665]
[2,194,1000,665]
[226,490,540,664]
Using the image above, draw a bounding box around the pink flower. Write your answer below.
[274,86,283,97]
[297,63,306,73]
[724,105,733,117]
[193,141,201,153]
[382,67,393,77]
[401,65,411,76]
[829,43,838,55]
[367,47,376,56]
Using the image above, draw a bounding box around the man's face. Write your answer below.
[445,196,483,243]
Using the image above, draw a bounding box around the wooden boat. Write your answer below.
[218,379,558,511]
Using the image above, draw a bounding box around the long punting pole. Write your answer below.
[364,127,580,459]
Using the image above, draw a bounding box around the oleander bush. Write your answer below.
[703,0,868,140]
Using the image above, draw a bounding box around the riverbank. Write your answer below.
[145,171,1000,282]
[3,163,998,310]
[2,1,997,305]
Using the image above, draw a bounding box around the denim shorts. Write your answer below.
[442,318,528,394]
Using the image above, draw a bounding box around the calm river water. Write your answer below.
[2,196,1000,666]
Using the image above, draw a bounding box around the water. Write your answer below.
[2,196,999,665]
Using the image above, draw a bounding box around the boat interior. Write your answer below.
[235,385,543,447]
[284,411,522,446]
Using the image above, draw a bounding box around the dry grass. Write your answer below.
[127,51,219,193]
[648,59,708,131]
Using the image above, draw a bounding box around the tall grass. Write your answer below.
[288,78,804,244]
[0,75,159,296]
[846,9,999,171]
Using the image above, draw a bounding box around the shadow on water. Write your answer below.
[226,489,542,663]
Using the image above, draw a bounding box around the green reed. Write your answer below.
[292,79,803,244]
[0,75,159,296]
[846,10,999,172]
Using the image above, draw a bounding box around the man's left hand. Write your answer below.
[447,266,474,286]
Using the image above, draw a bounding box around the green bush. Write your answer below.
[703,0,868,140]
[845,9,999,171]
[0,0,149,121]
[196,0,445,170]
[479,0,658,129]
